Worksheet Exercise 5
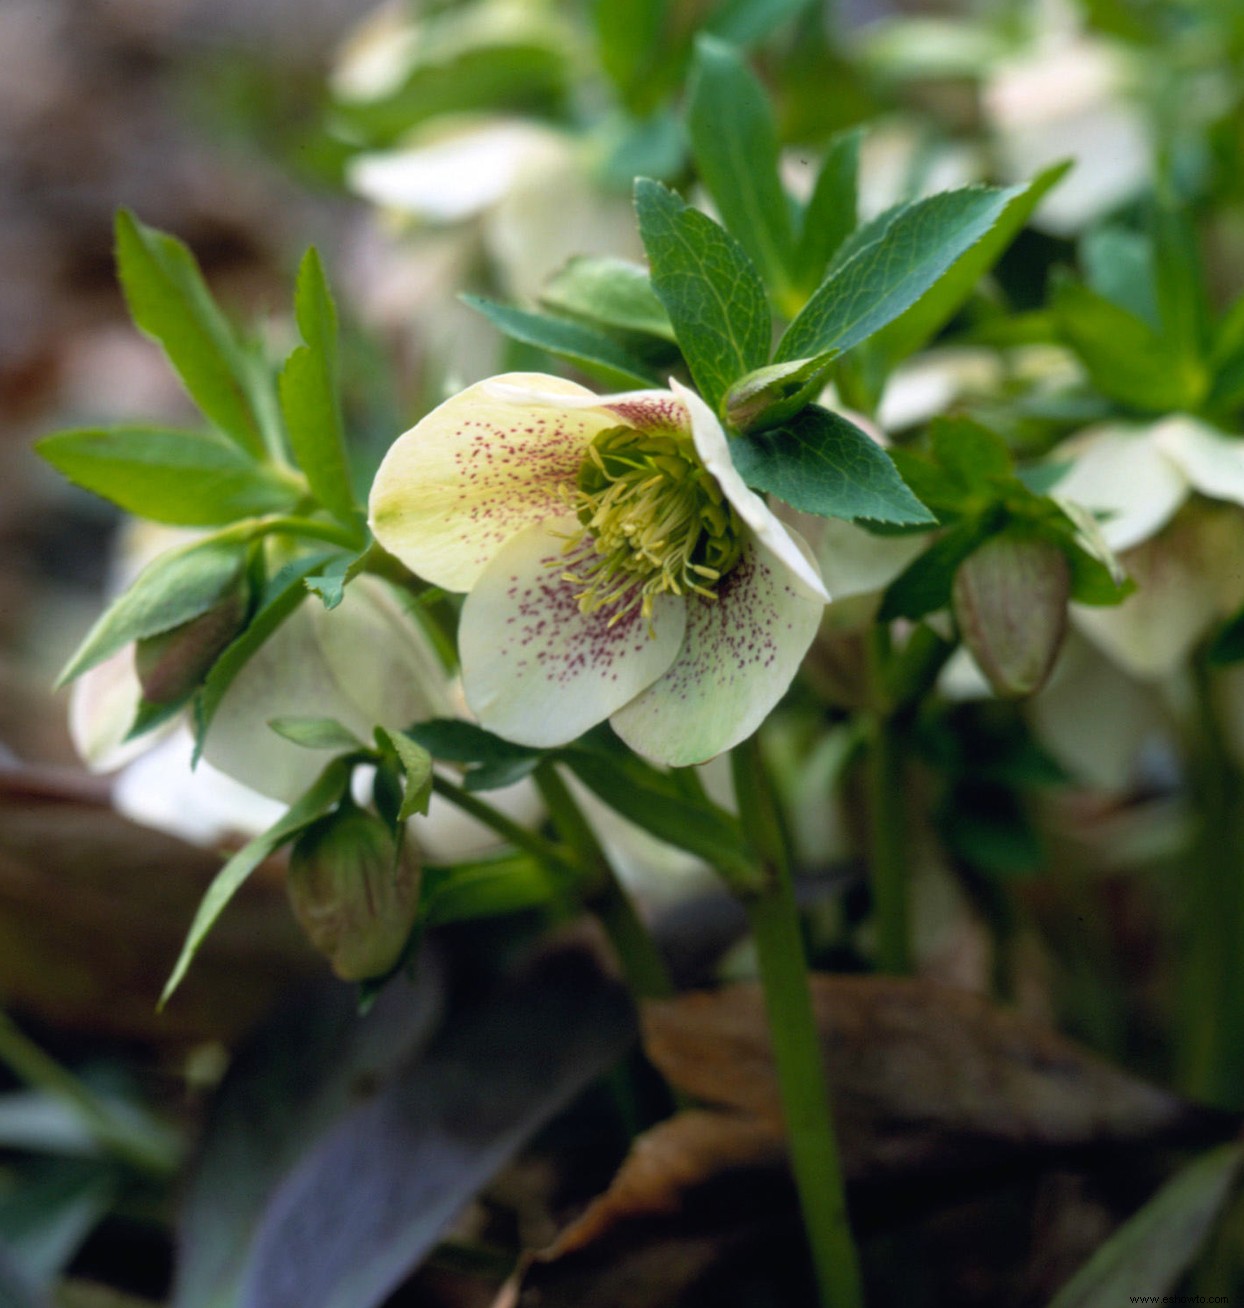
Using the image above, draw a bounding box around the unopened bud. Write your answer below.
[135,585,249,705]
[952,533,1069,698]
[724,359,831,433]
[286,805,420,981]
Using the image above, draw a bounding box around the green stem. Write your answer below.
[534,763,674,1001]
[865,625,911,977]
[429,774,579,901]
[866,711,910,975]
[1180,655,1244,1107]
[731,738,863,1308]
[0,1012,178,1177]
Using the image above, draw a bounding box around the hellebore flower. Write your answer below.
[368,374,830,766]
[1051,417,1244,679]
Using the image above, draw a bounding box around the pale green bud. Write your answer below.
[286,806,420,981]
[953,533,1069,698]
[134,584,249,706]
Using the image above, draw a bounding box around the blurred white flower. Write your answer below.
[1050,418,1244,680]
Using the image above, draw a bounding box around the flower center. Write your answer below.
[561,426,744,620]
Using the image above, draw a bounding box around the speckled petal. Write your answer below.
[1051,426,1189,551]
[484,380,691,434]
[368,373,614,591]
[671,379,830,603]
[1154,416,1244,509]
[459,518,686,748]
[610,532,826,767]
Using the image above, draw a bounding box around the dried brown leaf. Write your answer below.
[499,977,1241,1307]
[642,977,1235,1180]
[496,1111,788,1308]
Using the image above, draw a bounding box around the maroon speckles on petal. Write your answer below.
[492,545,658,688]
[604,395,689,434]
[445,412,587,565]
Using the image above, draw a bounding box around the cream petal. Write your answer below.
[369,372,612,591]
[1153,416,1244,509]
[201,579,453,803]
[483,380,691,435]
[1070,504,1244,680]
[1050,426,1189,551]
[68,646,155,773]
[611,532,826,767]
[1029,633,1170,791]
[671,378,831,603]
[346,122,564,224]
[458,518,686,748]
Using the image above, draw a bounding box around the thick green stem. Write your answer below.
[732,738,863,1308]
[534,764,674,1001]
[866,711,910,975]
[1180,657,1244,1107]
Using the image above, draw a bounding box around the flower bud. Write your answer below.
[286,806,420,981]
[724,359,829,433]
[952,532,1069,698]
[134,584,249,706]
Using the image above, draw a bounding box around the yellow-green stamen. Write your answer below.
[561,426,744,620]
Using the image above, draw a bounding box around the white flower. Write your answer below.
[368,373,830,766]
[1052,417,1244,679]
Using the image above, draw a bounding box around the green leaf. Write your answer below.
[1152,193,1211,369]
[0,1158,116,1287]
[1053,275,1208,412]
[635,179,770,409]
[686,36,795,296]
[279,249,360,530]
[539,257,676,344]
[268,717,365,751]
[729,404,934,524]
[422,852,557,926]
[160,759,352,1007]
[406,718,542,792]
[869,163,1069,363]
[58,538,248,686]
[1047,1144,1244,1308]
[378,729,435,821]
[333,37,569,149]
[795,128,861,293]
[776,183,1034,363]
[1081,225,1158,327]
[463,296,660,389]
[36,426,299,526]
[115,209,266,457]
[304,551,366,611]
[707,0,814,45]
[560,738,753,880]
[930,415,1013,490]
[193,553,334,755]
[879,518,993,620]
[593,0,668,110]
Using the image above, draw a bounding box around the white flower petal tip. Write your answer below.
[345,123,565,223]
[1050,426,1189,552]
[459,519,687,749]
[368,373,613,591]
[611,533,827,767]
[1152,417,1244,509]
[669,379,831,604]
